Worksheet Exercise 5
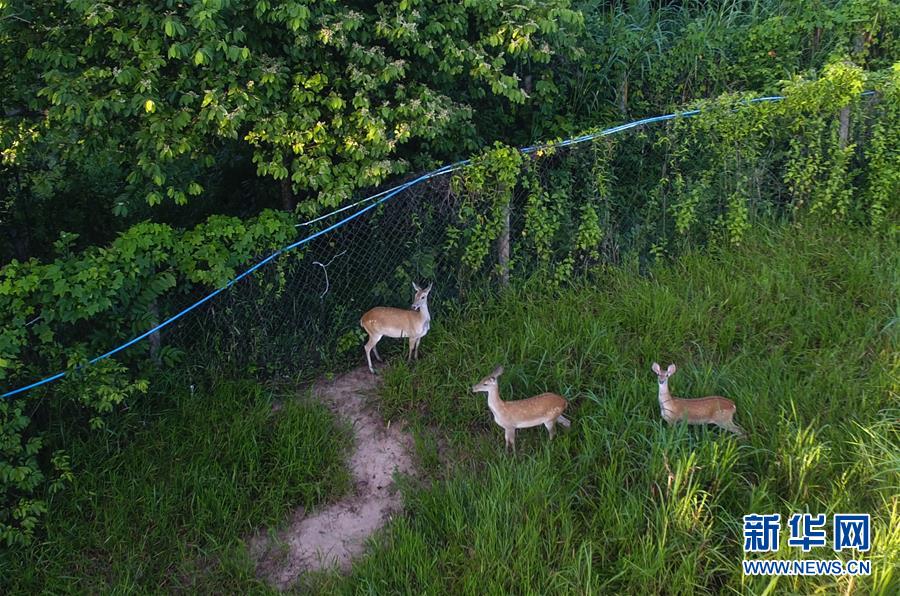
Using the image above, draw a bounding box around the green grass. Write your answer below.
[314,223,899,594]
[3,223,896,594]
[0,380,350,594]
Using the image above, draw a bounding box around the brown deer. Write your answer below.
[652,363,745,437]
[360,282,432,374]
[471,365,570,453]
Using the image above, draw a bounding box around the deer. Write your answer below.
[471,365,571,453]
[360,282,432,374]
[651,363,745,438]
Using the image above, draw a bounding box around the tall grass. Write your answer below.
[0,380,350,594]
[2,223,895,593]
[318,223,899,594]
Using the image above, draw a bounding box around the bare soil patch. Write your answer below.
[249,365,414,590]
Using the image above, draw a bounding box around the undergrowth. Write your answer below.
[0,380,350,594]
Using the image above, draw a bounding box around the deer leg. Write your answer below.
[715,416,745,438]
[364,334,382,374]
[505,428,516,454]
[726,419,746,438]
[413,337,421,360]
[372,344,382,362]
[407,337,415,361]
[545,419,556,440]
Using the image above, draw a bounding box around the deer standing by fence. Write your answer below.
[471,365,570,453]
[360,282,432,374]
[652,363,745,437]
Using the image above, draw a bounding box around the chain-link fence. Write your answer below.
[3,119,656,401]
[7,87,892,399]
[173,155,524,381]
[163,133,658,383]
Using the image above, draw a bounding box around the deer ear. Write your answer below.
[493,365,504,377]
[652,362,661,374]
[412,281,421,291]
[425,282,433,293]
[667,364,677,375]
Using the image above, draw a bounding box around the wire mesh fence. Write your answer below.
[3,122,653,401]
[5,88,891,400]
[163,136,649,383]
[170,169,465,381]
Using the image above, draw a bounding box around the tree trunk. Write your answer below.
[280,178,297,212]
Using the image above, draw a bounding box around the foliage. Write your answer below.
[865,63,900,229]
[1,0,900,555]
[6,224,897,592]
[649,60,899,247]
[562,0,900,131]
[526,138,611,285]
[781,61,864,219]
[2,54,899,549]
[0,208,296,545]
[443,60,898,285]
[448,142,523,280]
[5,0,899,265]
[0,401,46,547]
[0,0,581,214]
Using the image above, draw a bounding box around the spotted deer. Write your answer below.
[360,282,432,374]
[471,365,570,453]
[652,363,745,437]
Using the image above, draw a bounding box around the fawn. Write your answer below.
[471,365,571,453]
[652,363,745,437]
[360,282,432,374]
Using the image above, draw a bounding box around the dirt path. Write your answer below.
[249,366,414,590]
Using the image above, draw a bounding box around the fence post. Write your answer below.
[497,197,510,287]
[838,106,851,148]
[839,35,867,149]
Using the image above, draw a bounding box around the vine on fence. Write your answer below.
[519,141,610,286]
[866,64,900,229]
[670,92,777,245]
[651,60,898,251]
[782,61,865,220]
[448,142,522,284]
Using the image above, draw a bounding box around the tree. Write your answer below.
[0,0,582,221]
